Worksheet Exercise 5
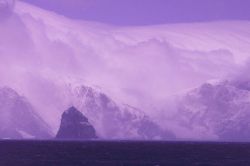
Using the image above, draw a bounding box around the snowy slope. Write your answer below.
[0,1,250,140]
[0,87,52,139]
[166,79,250,141]
[64,84,175,139]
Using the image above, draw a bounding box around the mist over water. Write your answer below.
[1,1,250,139]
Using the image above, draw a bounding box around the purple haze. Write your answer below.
[21,0,250,25]
[0,0,250,141]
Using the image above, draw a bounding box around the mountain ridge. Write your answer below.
[1,1,250,140]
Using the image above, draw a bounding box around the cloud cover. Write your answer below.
[1,1,250,138]
[21,0,250,25]
[0,0,15,18]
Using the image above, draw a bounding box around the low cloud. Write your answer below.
[1,1,249,137]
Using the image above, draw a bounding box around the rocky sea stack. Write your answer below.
[56,106,97,140]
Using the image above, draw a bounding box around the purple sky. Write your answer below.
[21,0,250,25]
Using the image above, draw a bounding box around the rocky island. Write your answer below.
[56,106,97,140]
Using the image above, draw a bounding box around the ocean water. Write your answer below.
[1,140,250,166]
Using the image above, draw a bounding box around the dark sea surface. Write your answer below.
[1,140,250,166]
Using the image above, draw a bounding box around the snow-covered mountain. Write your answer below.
[0,87,52,139]
[164,79,250,141]
[65,84,175,139]
[1,1,250,140]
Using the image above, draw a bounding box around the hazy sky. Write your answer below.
[19,0,250,25]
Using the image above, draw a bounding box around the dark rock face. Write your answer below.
[56,107,97,140]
